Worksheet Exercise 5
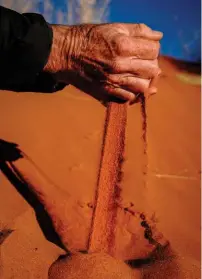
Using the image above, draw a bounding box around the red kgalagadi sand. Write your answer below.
[0,56,200,278]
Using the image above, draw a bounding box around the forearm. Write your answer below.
[43,24,93,82]
[43,24,70,74]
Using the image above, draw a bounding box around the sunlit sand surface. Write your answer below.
[0,56,200,278]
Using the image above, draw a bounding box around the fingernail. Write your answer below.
[154,30,163,38]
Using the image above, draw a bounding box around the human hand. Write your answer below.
[44,23,163,103]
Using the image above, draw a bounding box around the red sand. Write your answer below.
[89,102,127,254]
[0,56,201,278]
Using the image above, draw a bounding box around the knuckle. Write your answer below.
[153,59,159,66]
[150,64,161,77]
[154,66,161,76]
[150,41,160,58]
[107,74,123,86]
[106,74,130,89]
[106,74,116,83]
[156,41,161,52]
[139,23,147,29]
[139,79,150,91]
[110,59,122,72]
[114,23,125,30]
[137,23,149,33]
[114,35,128,55]
[121,75,131,85]
[151,67,160,78]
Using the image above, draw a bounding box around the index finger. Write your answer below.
[126,23,163,40]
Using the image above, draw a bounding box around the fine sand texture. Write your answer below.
[0,56,201,278]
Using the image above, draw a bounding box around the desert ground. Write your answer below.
[0,56,201,278]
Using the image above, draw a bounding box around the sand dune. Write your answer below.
[0,56,200,278]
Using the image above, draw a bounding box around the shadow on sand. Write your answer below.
[0,138,172,272]
[163,56,201,75]
[0,139,67,252]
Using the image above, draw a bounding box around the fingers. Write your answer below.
[126,23,163,40]
[146,73,160,99]
[115,35,160,59]
[104,86,136,102]
[109,75,149,93]
[111,58,160,78]
[104,75,157,102]
[130,38,160,59]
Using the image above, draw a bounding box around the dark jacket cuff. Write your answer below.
[0,7,53,87]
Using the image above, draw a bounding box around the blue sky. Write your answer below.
[51,0,200,62]
[109,0,201,62]
[1,0,200,62]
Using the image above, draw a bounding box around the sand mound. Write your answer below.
[48,252,140,279]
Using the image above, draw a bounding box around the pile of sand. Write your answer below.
[0,56,200,278]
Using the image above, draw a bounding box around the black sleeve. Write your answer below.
[0,6,53,89]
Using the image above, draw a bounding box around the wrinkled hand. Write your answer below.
[45,23,163,102]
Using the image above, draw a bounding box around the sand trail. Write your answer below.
[89,102,127,254]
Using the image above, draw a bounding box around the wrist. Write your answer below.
[43,24,71,76]
[43,24,95,84]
